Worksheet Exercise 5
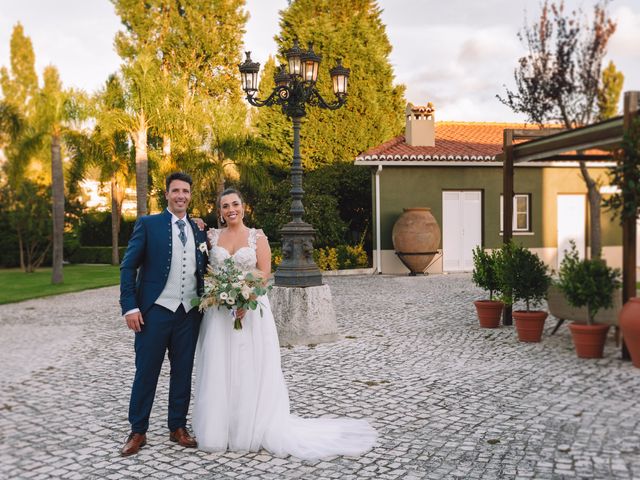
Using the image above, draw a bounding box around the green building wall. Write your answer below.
[372,165,621,251]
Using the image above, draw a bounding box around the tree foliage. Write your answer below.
[597,60,624,121]
[254,0,405,169]
[0,23,38,116]
[243,161,371,248]
[112,0,247,101]
[499,0,616,127]
[0,181,52,272]
[0,24,42,185]
[496,241,551,310]
[603,117,640,223]
[498,0,617,259]
[472,247,501,301]
[110,0,256,218]
[557,241,620,324]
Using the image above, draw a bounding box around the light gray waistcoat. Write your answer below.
[156,219,198,312]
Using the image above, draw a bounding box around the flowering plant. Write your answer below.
[198,242,208,254]
[192,257,271,329]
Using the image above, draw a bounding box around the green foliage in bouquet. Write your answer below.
[496,241,551,311]
[557,241,621,325]
[472,246,501,301]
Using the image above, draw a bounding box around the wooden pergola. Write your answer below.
[500,91,640,358]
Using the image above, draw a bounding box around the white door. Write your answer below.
[557,194,586,268]
[443,191,482,272]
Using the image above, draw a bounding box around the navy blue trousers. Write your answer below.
[128,304,201,434]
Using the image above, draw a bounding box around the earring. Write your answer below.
[219,216,226,225]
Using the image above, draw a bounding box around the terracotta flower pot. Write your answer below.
[568,323,610,359]
[391,208,441,274]
[619,297,640,368]
[474,300,504,328]
[513,310,548,342]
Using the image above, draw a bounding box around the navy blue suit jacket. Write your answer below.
[119,209,208,316]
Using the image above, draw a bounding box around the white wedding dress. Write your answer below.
[192,228,377,460]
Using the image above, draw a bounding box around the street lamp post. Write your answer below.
[239,41,350,288]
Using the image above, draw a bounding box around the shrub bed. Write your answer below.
[270,244,368,271]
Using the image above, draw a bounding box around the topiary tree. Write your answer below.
[496,241,551,311]
[557,241,621,324]
[472,246,501,301]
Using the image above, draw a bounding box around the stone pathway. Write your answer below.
[1,274,639,480]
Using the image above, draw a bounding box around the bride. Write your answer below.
[192,188,377,460]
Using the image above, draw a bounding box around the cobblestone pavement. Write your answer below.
[1,274,639,480]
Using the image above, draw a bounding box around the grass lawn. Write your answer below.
[0,264,120,305]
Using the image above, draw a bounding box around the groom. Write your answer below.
[119,172,207,456]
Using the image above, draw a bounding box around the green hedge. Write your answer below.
[68,246,127,265]
[79,210,136,247]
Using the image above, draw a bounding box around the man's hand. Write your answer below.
[192,217,207,231]
[125,312,145,332]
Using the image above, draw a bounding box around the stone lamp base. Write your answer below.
[269,284,340,347]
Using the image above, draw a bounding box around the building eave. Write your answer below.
[354,157,615,168]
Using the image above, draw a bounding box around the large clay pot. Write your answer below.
[392,208,441,274]
[474,300,504,328]
[568,323,610,359]
[619,297,640,368]
[513,310,548,342]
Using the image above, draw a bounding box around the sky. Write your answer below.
[0,0,638,123]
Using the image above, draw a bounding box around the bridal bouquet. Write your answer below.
[193,257,271,329]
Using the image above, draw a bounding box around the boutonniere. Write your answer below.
[198,242,208,254]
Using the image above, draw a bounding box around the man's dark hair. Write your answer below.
[165,172,193,191]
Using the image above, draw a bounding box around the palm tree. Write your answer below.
[100,51,168,218]
[186,99,276,220]
[66,75,133,265]
[0,101,22,146]
[36,66,87,284]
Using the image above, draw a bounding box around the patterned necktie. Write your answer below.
[176,219,187,246]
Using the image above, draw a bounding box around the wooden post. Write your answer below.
[621,91,640,360]
[503,129,514,325]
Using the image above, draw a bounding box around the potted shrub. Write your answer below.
[557,242,621,358]
[472,246,503,328]
[497,241,551,342]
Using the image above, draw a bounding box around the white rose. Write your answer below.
[241,286,252,299]
[226,298,235,305]
[219,292,228,300]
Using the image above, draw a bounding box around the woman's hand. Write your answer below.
[235,308,247,320]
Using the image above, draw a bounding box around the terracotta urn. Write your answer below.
[568,323,610,359]
[391,208,441,274]
[619,297,640,368]
[474,300,504,328]
[513,310,548,342]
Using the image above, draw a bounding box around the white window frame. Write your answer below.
[500,194,531,232]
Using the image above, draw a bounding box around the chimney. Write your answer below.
[405,102,435,147]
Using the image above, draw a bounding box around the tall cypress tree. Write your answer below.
[254,0,405,168]
[0,23,38,117]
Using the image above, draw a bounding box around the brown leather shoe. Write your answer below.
[120,432,147,456]
[169,427,197,448]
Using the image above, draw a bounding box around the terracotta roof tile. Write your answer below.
[356,122,540,163]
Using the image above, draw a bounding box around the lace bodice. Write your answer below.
[207,228,261,273]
